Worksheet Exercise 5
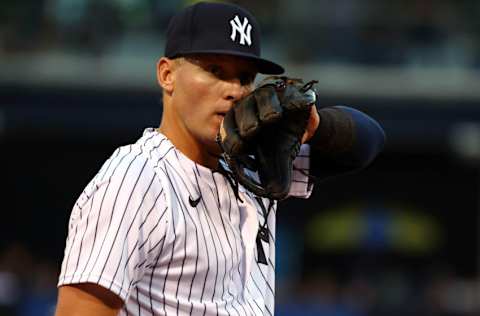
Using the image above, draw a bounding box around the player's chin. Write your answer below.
[203,131,222,154]
[204,139,222,157]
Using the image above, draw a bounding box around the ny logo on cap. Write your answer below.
[230,15,252,46]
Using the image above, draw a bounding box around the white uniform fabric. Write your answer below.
[58,128,312,316]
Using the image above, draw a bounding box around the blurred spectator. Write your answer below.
[0,243,58,316]
[0,243,32,316]
[277,272,367,316]
[1,0,479,67]
[0,0,47,52]
[0,271,19,316]
[17,261,57,316]
[47,0,124,55]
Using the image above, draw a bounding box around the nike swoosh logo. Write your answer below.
[189,196,201,207]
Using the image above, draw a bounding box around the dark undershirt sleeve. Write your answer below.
[308,105,386,180]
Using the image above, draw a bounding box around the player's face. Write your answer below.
[170,54,257,153]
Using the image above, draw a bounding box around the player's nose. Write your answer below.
[223,79,248,102]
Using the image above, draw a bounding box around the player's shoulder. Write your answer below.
[105,128,173,172]
[73,129,173,211]
[135,128,175,161]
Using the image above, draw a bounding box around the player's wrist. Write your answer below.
[301,106,320,144]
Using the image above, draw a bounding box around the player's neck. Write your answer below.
[157,124,220,170]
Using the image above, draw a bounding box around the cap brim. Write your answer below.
[173,50,284,75]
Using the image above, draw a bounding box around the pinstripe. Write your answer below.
[238,290,255,316]
[206,173,229,303]
[152,146,174,170]
[113,179,163,290]
[221,177,244,316]
[249,261,265,297]
[233,198,245,276]
[107,166,154,287]
[137,233,166,271]
[194,166,232,310]
[226,195,249,316]
[196,191,221,306]
[81,146,134,279]
[268,257,275,270]
[137,203,167,252]
[211,172,221,209]
[96,155,149,285]
[211,172,239,316]
[163,166,190,312]
[136,287,140,316]
[118,239,139,290]
[185,209,200,303]
[250,270,275,315]
[193,168,220,303]
[245,285,267,316]
[107,152,146,226]
[138,188,164,230]
[147,138,166,161]
[243,288,261,316]
[150,175,176,316]
[253,262,274,296]
[63,210,80,283]
[227,181,233,221]
[253,255,274,299]
[192,190,212,306]
[165,158,202,303]
[72,183,99,278]
[150,224,171,316]
[224,178,242,245]
[253,219,275,316]
[216,196,247,316]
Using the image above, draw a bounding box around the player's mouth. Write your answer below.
[215,111,227,119]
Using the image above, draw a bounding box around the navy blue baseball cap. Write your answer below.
[164,1,284,75]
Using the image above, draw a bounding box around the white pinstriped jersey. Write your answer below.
[58,128,312,316]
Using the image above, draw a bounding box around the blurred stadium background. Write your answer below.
[1,0,479,315]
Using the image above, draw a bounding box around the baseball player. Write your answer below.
[55,2,385,316]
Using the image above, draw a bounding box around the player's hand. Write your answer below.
[218,76,318,200]
[301,105,320,144]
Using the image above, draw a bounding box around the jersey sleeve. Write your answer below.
[288,144,313,199]
[309,106,385,180]
[58,146,169,302]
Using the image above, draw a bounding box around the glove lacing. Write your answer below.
[215,159,244,203]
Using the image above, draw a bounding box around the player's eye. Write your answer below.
[207,64,223,77]
[239,72,255,86]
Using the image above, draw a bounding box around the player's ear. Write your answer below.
[157,57,176,94]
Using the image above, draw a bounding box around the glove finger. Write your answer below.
[254,129,295,200]
[282,84,317,112]
[254,85,283,124]
[220,109,245,156]
[234,93,260,139]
